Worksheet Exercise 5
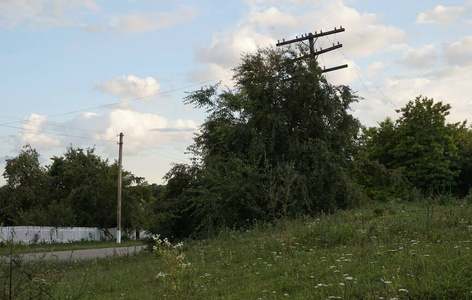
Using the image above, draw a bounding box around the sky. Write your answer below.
[1,0,472,185]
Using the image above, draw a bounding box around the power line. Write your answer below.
[338,48,397,109]
[0,116,108,135]
[1,124,116,143]
[322,34,397,109]
[0,74,233,127]
[125,135,190,163]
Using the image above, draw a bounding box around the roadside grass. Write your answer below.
[0,239,143,255]
[14,200,472,299]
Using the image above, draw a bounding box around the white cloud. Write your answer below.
[367,62,385,77]
[0,0,100,28]
[402,44,438,71]
[85,5,198,33]
[194,26,275,69]
[441,36,472,66]
[98,109,198,155]
[416,5,465,25]
[309,2,405,58]
[96,75,160,99]
[191,25,274,85]
[190,0,405,84]
[250,7,297,27]
[11,114,60,150]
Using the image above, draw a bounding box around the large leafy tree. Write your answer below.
[157,47,363,238]
[1,145,51,225]
[48,146,116,227]
[362,96,463,192]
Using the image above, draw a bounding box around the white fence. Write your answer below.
[0,226,150,244]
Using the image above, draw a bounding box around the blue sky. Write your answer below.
[1,0,472,185]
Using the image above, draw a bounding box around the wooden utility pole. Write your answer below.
[117,132,123,244]
[276,26,348,73]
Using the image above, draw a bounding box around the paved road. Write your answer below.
[4,245,147,262]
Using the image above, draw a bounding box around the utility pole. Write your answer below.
[276,26,348,73]
[117,132,123,244]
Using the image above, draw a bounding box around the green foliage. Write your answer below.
[2,145,51,225]
[48,146,117,228]
[1,145,153,230]
[454,127,472,196]
[392,96,462,191]
[39,201,472,299]
[154,47,363,238]
[361,96,464,194]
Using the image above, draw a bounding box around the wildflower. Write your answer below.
[398,288,409,293]
[345,276,354,281]
[339,282,345,286]
[381,278,392,284]
[156,272,168,278]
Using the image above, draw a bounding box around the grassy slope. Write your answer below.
[11,201,472,299]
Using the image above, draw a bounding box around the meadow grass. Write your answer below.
[12,200,472,299]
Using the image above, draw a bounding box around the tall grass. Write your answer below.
[16,200,472,299]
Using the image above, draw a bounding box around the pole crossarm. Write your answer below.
[294,43,344,61]
[321,64,348,73]
[276,27,345,47]
[276,26,347,74]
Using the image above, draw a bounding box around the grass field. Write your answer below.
[3,200,472,299]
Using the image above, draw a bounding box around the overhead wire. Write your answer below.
[0,74,234,127]
[1,124,116,143]
[1,74,233,162]
[324,35,397,109]
[125,135,190,163]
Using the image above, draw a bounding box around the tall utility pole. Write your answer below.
[276,26,348,73]
[117,132,123,244]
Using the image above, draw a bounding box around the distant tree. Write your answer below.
[362,96,463,193]
[2,145,51,225]
[454,127,472,196]
[360,118,397,168]
[48,146,116,227]
[391,96,462,191]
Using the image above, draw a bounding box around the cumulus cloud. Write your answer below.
[250,7,298,27]
[96,75,160,99]
[309,2,405,58]
[416,5,465,25]
[441,36,472,66]
[189,1,405,84]
[0,0,100,28]
[84,5,198,33]
[11,114,60,150]
[98,109,198,155]
[367,62,385,77]
[402,44,438,71]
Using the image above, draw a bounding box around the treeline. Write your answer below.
[0,146,160,230]
[146,47,472,239]
[2,47,472,239]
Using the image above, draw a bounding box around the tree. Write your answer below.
[2,145,51,225]
[155,46,364,238]
[361,96,463,193]
[391,96,462,191]
[48,146,116,227]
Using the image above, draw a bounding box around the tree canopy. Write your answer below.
[156,47,364,238]
[361,96,465,193]
[1,145,153,229]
